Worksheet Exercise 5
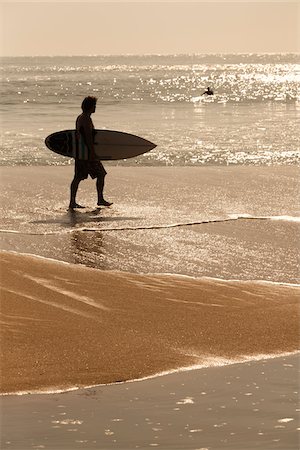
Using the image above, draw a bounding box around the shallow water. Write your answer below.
[0,166,299,283]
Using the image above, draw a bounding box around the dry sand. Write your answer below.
[1,251,299,394]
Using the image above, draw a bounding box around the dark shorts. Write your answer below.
[75,160,107,181]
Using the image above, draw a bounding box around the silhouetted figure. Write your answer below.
[202,87,214,96]
[69,96,112,209]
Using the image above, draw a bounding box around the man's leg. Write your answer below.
[69,176,84,209]
[97,174,112,207]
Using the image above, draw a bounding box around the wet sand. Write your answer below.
[1,355,299,449]
[1,251,299,394]
[0,165,299,282]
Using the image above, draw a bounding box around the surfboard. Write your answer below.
[45,129,156,161]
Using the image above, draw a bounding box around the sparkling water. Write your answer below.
[1,54,299,167]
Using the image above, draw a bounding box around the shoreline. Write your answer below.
[2,248,300,287]
[0,214,300,237]
[1,350,299,398]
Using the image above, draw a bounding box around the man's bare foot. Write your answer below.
[97,200,113,207]
[69,203,85,209]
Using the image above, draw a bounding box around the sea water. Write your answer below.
[1,54,299,166]
[0,54,299,283]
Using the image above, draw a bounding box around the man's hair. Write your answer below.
[81,96,97,112]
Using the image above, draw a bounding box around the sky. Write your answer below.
[1,1,299,56]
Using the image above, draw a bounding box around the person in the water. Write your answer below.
[202,87,214,96]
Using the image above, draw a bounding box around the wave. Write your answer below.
[2,248,299,288]
[154,273,300,288]
[266,215,300,223]
[0,214,299,236]
[2,350,299,397]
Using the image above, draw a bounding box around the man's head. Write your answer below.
[81,96,97,113]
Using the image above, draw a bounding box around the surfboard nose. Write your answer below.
[147,141,157,151]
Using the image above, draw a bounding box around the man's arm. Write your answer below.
[80,116,95,159]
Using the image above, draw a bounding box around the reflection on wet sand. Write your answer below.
[67,210,146,269]
[71,230,106,269]
[67,208,102,228]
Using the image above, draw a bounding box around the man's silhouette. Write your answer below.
[69,96,112,209]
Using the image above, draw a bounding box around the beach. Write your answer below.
[0,165,299,449]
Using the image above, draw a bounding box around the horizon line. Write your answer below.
[2,52,299,58]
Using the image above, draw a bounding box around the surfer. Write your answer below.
[202,87,214,96]
[69,96,113,209]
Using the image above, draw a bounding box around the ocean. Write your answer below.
[1,54,299,167]
[0,54,299,281]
